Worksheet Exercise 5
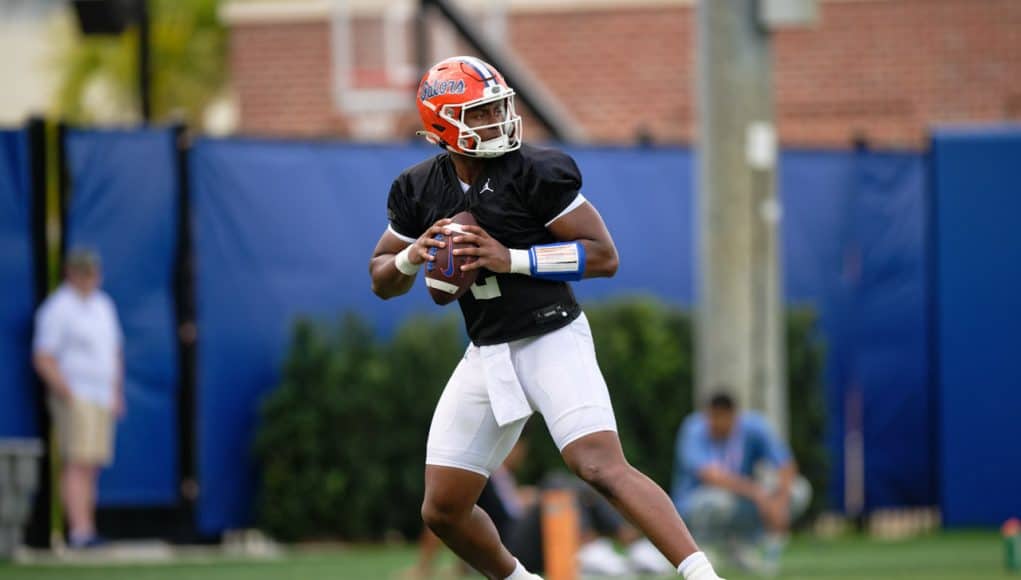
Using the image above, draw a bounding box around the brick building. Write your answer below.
[223,0,1021,148]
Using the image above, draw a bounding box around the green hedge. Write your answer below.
[785,308,828,519]
[254,298,825,541]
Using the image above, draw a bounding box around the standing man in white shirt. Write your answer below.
[32,248,124,549]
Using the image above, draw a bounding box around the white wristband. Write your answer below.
[509,248,532,276]
[394,245,421,276]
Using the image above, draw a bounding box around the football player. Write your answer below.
[369,56,723,580]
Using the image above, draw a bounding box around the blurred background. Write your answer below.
[0,0,1019,578]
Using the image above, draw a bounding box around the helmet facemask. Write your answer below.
[440,89,522,158]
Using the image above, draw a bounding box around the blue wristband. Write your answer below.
[528,241,586,281]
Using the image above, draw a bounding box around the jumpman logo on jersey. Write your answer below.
[480,179,494,195]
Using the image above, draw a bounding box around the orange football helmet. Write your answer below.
[416,56,522,158]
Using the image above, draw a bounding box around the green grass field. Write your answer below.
[0,532,1012,579]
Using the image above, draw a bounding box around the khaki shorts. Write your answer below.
[49,396,115,466]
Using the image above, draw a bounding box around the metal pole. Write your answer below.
[416,0,430,75]
[24,118,53,549]
[696,0,785,434]
[138,0,152,122]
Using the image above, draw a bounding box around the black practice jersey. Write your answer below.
[387,144,584,345]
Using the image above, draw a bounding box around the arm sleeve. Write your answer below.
[751,414,793,466]
[108,297,124,349]
[32,299,62,355]
[679,416,712,474]
[386,177,422,241]
[524,150,583,226]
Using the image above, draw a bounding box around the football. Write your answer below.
[425,211,479,305]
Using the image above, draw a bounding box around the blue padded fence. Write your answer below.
[64,128,181,506]
[0,128,40,438]
[932,127,1021,527]
[9,125,1016,533]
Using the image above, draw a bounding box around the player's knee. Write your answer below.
[420,502,451,533]
[569,457,629,499]
[421,496,467,533]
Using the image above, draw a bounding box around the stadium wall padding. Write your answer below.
[64,128,181,506]
[932,127,1021,527]
[191,139,932,533]
[0,128,40,438]
[781,150,933,511]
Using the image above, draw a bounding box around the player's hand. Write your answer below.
[113,391,126,419]
[49,382,73,402]
[770,493,792,530]
[450,224,511,273]
[750,486,769,508]
[407,218,454,265]
[751,488,777,523]
[756,493,789,532]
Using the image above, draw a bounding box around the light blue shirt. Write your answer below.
[671,411,792,514]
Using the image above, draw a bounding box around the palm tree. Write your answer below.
[55,0,226,128]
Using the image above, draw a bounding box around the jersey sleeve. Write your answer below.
[33,297,63,355]
[678,415,713,474]
[105,294,124,349]
[386,176,421,242]
[749,413,793,466]
[524,149,583,227]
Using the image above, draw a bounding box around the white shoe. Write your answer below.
[626,538,674,574]
[729,540,778,578]
[577,538,632,576]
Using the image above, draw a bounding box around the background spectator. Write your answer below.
[673,392,811,576]
[33,248,124,549]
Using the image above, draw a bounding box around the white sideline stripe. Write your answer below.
[388,224,417,244]
[425,278,460,294]
[545,194,587,227]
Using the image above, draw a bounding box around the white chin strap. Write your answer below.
[467,134,513,158]
[456,118,522,158]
